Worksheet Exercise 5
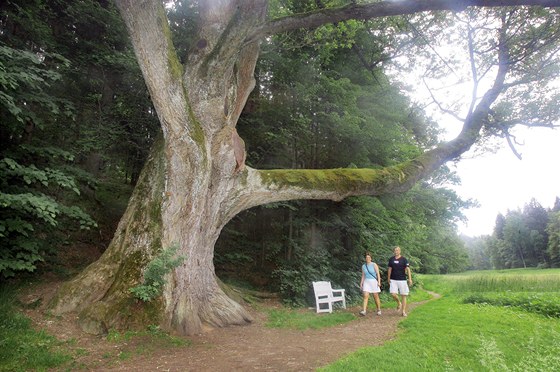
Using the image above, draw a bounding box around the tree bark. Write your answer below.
[49,0,560,336]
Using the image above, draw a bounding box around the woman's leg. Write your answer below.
[373,292,381,311]
[362,291,370,312]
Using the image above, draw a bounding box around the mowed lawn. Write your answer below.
[322,268,560,372]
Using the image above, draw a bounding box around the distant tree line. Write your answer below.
[464,197,560,270]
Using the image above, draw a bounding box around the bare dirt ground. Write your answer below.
[19,282,430,371]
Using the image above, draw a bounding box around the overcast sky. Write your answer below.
[409,88,560,237]
[449,127,560,236]
[386,13,560,237]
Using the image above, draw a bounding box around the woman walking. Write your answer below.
[360,252,382,316]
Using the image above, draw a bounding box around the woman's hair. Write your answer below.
[365,252,372,258]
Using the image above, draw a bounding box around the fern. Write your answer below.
[130,244,185,302]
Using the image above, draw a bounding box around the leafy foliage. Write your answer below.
[0,43,73,130]
[0,0,159,278]
[0,41,96,277]
[546,210,560,266]
[130,245,185,302]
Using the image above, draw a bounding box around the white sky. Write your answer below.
[385,13,560,237]
[448,126,560,236]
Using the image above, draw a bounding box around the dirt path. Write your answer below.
[20,283,433,371]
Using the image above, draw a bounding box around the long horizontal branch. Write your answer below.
[249,0,560,41]
[223,57,505,219]
[228,148,446,217]
[226,27,515,219]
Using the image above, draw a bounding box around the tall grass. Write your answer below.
[438,269,560,293]
[464,292,560,318]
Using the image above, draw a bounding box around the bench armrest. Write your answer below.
[331,289,345,296]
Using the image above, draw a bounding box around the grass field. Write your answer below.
[426,268,560,293]
[322,268,560,372]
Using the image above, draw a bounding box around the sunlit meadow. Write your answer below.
[322,269,560,372]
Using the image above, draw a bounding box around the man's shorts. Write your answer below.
[389,279,409,295]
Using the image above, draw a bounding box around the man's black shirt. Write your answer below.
[388,256,409,280]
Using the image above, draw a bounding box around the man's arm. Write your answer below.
[406,266,412,285]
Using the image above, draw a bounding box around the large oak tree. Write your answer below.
[50,0,560,335]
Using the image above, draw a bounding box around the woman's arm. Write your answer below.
[374,263,381,288]
[360,266,365,289]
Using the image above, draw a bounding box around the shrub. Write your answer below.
[129,244,185,302]
[463,292,560,318]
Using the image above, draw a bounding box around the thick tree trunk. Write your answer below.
[50,131,252,334]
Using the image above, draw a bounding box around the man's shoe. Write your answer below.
[396,303,402,312]
[376,310,382,316]
[402,312,407,317]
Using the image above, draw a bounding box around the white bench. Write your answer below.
[312,281,346,313]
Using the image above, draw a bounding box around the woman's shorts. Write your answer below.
[362,278,381,293]
[389,279,409,295]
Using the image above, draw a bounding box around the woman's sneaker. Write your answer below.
[376,310,382,316]
[359,310,366,316]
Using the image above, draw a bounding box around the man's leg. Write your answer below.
[401,294,408,316]
[390,280,402,311]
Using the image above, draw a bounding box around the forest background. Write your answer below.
[2,0,560,307]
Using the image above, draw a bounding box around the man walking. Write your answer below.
[387,246,412,317]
